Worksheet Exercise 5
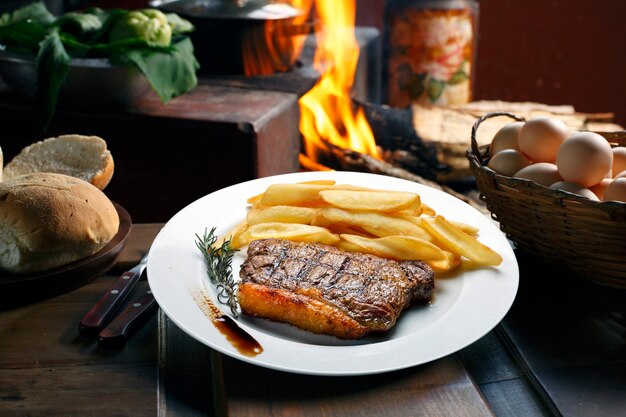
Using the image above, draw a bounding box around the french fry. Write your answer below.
[339,234,450,264]
[335,238,367,253]
[214,220,248,249]
[319,189,421,213]
[449,220,479,236]
[247,206,318,225]
[248,180,337,206]
[421,215,502,266]
[234,222,340,248]
[247,192,264,207]
[310,211,371,236]
[420,202,436,216]
[314,208,434,242]
[300,180,336,185]
[260,183,332,207]
[429,251,462,273]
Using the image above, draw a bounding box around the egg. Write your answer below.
[602,178,626,203]
[518,116,569,162]
[514,162,562,187]
[487,149,531,176]
[556,131,613,188]
[590,178,612,199]
[550,181,599,200]
[615,170,626,179]
[490,122,524,155]
[611,146,626,177]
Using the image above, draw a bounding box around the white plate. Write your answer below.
[147,171,519,376]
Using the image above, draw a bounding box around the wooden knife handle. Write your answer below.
[79,270,142,336]
[97,285,158,348]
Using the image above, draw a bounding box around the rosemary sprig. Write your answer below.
[195,227,239,317]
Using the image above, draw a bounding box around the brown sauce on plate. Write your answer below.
[192,289,263,357]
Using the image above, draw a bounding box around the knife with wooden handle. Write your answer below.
[97,281,158,348]
[79,253,149,336]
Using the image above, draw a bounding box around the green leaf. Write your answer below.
[448,69,468,85]
[111,37,199,102]
[0,1,55,26]
[0,20,48,51]
[0,1,53,51]
[35,30,71,131]
[427,78,446,102]
[54,11,104,35]
[166,13,194,34]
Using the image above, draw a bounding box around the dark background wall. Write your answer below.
[357,0,626,127]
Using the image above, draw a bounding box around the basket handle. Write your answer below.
[471,112,526,165]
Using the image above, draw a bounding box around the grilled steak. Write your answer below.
[238,238,435,339]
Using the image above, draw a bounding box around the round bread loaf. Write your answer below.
[3,134,114,190]
[0,173,120,274]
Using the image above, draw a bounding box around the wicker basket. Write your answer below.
[467,112,626,289]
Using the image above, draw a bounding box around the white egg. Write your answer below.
[556,131,613,188]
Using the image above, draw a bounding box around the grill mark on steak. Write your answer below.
[238,238,435,339]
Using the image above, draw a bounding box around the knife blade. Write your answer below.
[97,281,158,348]
[79,253,149,336]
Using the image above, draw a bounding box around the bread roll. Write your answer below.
[3,134,114,190]
[0,173,120,274]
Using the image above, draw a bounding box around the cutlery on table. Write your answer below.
[97,280,158,348]
[79,253,149,336]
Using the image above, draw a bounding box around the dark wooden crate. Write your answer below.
[0,83,301,223]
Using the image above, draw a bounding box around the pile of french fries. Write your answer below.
[225,180,502,273]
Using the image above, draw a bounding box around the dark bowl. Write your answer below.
[0,52,151,109]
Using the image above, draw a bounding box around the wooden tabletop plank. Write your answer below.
[499,250,626,417]
[458,331,550,417]
[0,224,161,416]
[0,363,156,417]
[220,353,495,417]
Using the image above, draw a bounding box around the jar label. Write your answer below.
[388,8,475,107]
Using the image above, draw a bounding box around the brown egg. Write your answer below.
[487,149,531,176]
[490,122,524,156]
[602,178,626,203]
[556,132,613,188]
[514,162,562,187]
[615,170,626,179]
[550,181,599,200]
[518,117,569,162]
[611,147,626,178]
[590,178,612,199]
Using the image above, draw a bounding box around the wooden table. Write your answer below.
[1,224,622,416]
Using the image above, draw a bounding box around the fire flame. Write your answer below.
[244,0,380,163]
[299,0,380,161]
[243,0,314,76]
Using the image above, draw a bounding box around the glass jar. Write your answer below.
[383,0,479,107]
